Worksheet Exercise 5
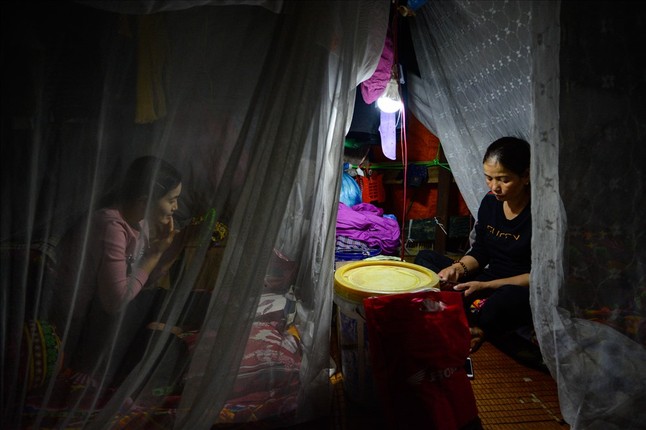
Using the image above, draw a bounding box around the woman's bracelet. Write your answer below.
[455,260,469,279]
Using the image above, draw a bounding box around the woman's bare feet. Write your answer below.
[469,326,485,353]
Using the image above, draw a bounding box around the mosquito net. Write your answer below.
[2,1,389,428]
[408,1,645,429]
[3,1,645,430]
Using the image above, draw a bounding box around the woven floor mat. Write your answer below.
[469,342,569,429]
[326,342,570,430]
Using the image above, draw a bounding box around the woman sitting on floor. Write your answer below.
[415,137,533,355]
[48,156,184,406]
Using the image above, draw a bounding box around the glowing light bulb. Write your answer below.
[376,78,403,113]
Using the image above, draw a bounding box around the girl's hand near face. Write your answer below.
[148,217,178,257]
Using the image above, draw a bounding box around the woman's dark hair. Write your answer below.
[119,156,182,204]
[483,137,530,177]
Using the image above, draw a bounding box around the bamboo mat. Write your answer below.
[469,342,569,429]
[286,320,570,429]
[326,341,570,430]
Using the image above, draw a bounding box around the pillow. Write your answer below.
[255,293,289,328]
[229,321,301,400]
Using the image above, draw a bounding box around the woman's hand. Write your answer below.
[453,273,530,296]
[438,256,478,286]
[438,264,462,283]
[452,280,488,297]
[148,217,178,256]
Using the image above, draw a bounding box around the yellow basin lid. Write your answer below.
[334,260,440,303]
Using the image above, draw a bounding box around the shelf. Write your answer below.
[344,150,455,254]
[380,165,455,185]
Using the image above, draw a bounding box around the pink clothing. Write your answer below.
[56,208,150,317]
[95,208,150,312]
[360,30,394,104]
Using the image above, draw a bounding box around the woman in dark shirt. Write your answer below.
[416,137,532,352]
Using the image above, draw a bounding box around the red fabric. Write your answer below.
[457,192,470,217]
[263,248,298,293]
[405,111,441,161]
[363,290,479,430]
[230,322,301,399]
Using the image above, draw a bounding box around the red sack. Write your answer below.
[363,290,480,430]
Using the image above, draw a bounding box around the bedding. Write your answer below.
[213,321,302,426]
[17,283,302,429]
[8,214,305,429]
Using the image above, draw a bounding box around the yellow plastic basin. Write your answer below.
[334,260,440,303]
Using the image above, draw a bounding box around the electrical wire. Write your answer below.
[399,105,408,261]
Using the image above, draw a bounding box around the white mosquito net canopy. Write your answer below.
[2,1,389,428]
[2,1,645,429]
[407,1,645,429]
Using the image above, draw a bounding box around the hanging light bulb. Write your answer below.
[377,76,403,113]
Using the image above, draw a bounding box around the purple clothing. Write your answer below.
[336,202,400,254]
